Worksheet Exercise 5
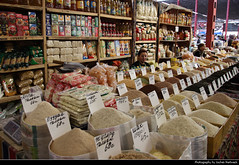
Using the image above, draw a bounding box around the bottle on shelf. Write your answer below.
[103,0,107,14]
[76,0,84,11]
[107,0,111,15]
[126,2,130,17]
[90,0,96,13]
[84,0,90,12]
[55,0,64,9]
[117,0,121,16]
[71,0,77,10]
[64,0,71,9]
[122,2,126,17]
[111,0,116,15]
[100,0,104,13]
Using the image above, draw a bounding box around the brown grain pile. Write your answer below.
[118,79,136,89]
[140,84,162,99]
[168,94,195,109]
[158,116,205,138]
[204,93,237,108]
[165,77,181,89]
[24,101,60,126]
[180,90,203,102]
[121,90,147,101]
[141,96,152,107]
[197,101,233,117]
[162,100,185,116]
[50,128,96,156]
[129,109,152,119]
[109,151,156,160]
[154,82,174,98]
[163,68,177,76]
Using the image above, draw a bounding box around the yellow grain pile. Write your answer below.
[204,93,237,108]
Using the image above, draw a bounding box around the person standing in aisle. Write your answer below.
[193,43,207,58]
[131,48,150,68]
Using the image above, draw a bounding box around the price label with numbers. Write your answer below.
[153,104,167,128]
[192,94,200,108]
[135,78,143,90]
[226,72,230,80]
[86,91,105,114]
[117,71,124,82]
[20,91,42,115]
[46,111,71,140]
[201,71,206,79]
[172,83,180,95]
[177,68,182,75]
[131,121,152,152]
[94,130,121,160]
[229,71,233,79]
[196,74,202,82]
[223,74,228,82]
[208,84,214,95]
[179,79,187,90]
[117,83,128,96]
[159,73,165,82]
[167,106,178,119]
[141,67,147,76]
[149,75,155,85]
[199,87,208,101]
[116,96,130,113]
[168,70,173,78]
[148,90,159,107]
[212,80,217,91]
[181,99,192,115]
[167,61,171,68]
[182,66,188,73]
[129,69,137,80]
[161,87,170,100]
[150,65,155,73]
[192,76,197,84]
[218,78,222,87]
[220,64,224,70]
[159,63,163,71]
[132,97,143,106]
[186,77,192,86]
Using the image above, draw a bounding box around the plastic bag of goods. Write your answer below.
[102,64,117,88]
[89,63,108,85]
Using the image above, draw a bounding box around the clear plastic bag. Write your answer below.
[89,63,107,85]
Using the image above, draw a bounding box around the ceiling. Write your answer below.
[159,0,239,21]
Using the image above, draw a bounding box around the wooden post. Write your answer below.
[194,0,198,37]
[224,0,230,40]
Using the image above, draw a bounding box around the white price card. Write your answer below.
[161,87,170,100]
[223,74,228,82]
[212,80,217,91]
[45,111,71,140]
[153,104,167,128]
[159,73,165,82]
[141,67,147,76]
[150,65,155,73]
[182,66,188,73]
[116,96,130,113]
[129,69,137,80]
[205,69,209,77]
[226,72,230,80]
[167,70,173,78]
[208,84,214,95]
[186,77,192,86]
[196,73,202,82]
[172,83,180,95]
[86,91,105,114]
[199,87,208,101]
[192,76,197,84]
[181,61,186,67]
[201,71,206,79]
[218,78,222,87]
[167,61,171,68]
[229,71,233,79]
[232,70,235,77]
[175,26,179,32]
[159,63,163,71]
[167,106,178,119]
[215,66,220,71]
[135,78,143,90]
[131,121,152,152]
[177,68,182,75]
[117,83,128,96]
[181,99,192,115]
[179,79,187,90]
[95,130,121,160]
[220,64,224,70]
[132,97,143,106]
[192,94,200,108]
[149,75,155,85]
[117,71,124,82]
[20,91,42,115]
[148,90,160,107]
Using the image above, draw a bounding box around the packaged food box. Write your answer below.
[22,15,28,26]
[0,12,7,24]
[8,24,17,36]
[52,25,59,36]
[7,12,16,25]
[58,15,64,25]
[46,25,52,36]
[64,25,71,36]
[76,26,81,37]
[76,16,81,26]
[46,13,51,26]
[28,12,36,24]
[71,15,76,26]
[51,14,58,25]
[59,25,65,36]
[65,15,71,25]
[71,26,76,36]
[81,16,85,27]
[29,24,37,36]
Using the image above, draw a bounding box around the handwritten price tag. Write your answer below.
[212,80,217,91]
[132,97,143,106]
[150,65,155,73]
[135,78,143,90]
[129,69,137,80]
[116,96,130,113]
[181,99,192,115]
[167,70,173,78]
[117,83,128,96]
[196,74,202,82]
[141,67,147,76]
[192,76,197,84]
[177,68,182,75]
[167,106,178,119]
[148,90,159,107]
[167,61,171,68]
[159,73,165,82]
[20,91,42,115]
[172,83,180,95]
[192,94,200,108]
[161,87,170,100]
[149,75,155,85]
[208,84,214,95]
[154,104,167,128]
[179,79,187,90]
[117,71,124,82]
[95,130,121,160]
[131,121,152,152]
[199,87,208,101]
[159,63,163,71]
[86,91,105,114]
[186,77,192,86]
[46,111,71,140]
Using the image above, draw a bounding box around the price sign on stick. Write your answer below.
[192,76,197,84]
[148,90,159,107]
[212,80,217,91]
[167,70,173,78]
[208,84,214,95]
[186,77,192,87]
[141,67,147,76]
[179,79,187,90]
[46,111,71,140]
[154,104,167,128]
[177,68,182,75]
[159,73,165,82]
[132,97,143,106]
[167,106,178,119]
[150,65,155,73]
[161,87,170,100]
[192,94,200,108]
[172,83,180,95]
[116,96,130,113]
[135,78,143,90]
[167,61,171,68]
[131,121,152,152]
[95,130,121,160]
[117,71,124,82]
[129,69,136,80]
[199,87,208,101]
[159,63,163,71]
[86,91,105,114]
[20,91,42,115]
[149,75,155,85]
[117,83,128,96]
[181,99,192,115]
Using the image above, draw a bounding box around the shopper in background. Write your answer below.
[228,35,235,47]
[131,48,150,68]
[193,43,207,58]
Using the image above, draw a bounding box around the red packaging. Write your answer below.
[8,24,17,36]
[22,15,28,26]
[23,26,29,36]
[7,12,16,25]
[95,27,98,37]
[58,25,65,36]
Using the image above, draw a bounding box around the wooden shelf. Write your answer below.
[46,8,98,16]
[100,55,131,61]
[100,14,132,20]
[100,37,132,40]
[159,40,190,43]
[136,19,157,24]
[159,22,177,26]
[50,59,98,66]
[47,36,98,40]
[0,3,43,11]
[0,95,21,105]
[0,36,44,41]
[135,40,156,44]
[177,24,191,28]
[0,64,45,74]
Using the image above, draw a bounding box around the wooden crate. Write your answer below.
[207,125,224,158]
